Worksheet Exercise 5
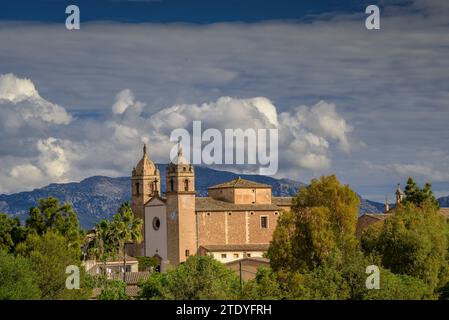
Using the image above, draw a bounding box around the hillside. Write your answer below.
[0,165,388,229]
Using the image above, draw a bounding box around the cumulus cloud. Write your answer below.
[36,138,71,179]
[10,164,43,185]
[0,73,72,125]
[108,93,352,172]
[1,0,449,197]
[112,89,145,115]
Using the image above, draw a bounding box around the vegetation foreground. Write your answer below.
[1,175,449,300]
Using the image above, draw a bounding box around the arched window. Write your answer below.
[184,179,189,191]
[170,178,174,191]
[135,182,140,196]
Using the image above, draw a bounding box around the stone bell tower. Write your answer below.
[165,142,196,265]
[395,183,404,206]
[131,144,160,256]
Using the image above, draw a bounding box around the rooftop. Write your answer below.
[200,243,270,252]
[208,177,271,190]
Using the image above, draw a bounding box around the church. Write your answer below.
[130,144,292,266]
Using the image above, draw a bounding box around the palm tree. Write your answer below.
[88,219,113,277]
[111,202,143,285]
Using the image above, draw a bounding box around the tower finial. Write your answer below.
[177,138,182,157]
[143,143,147,156]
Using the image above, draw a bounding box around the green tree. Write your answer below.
[361,201,449,291]
[87,219,116,276]
[268,175,360,272]
[0,250,41,299]
[110,202,143,282]
[364,269,432,300]
[98,279,128,300]
[26,197,83,248]
[0,213,27,252]
[241,267,284,300]
[138,256,240,300]
[404,177,439,208]
[138,272,171,300]
[16,231,91,300]
[137,256,159,272]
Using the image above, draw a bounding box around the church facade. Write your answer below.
[131,144,292,266]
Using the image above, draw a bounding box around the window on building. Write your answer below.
[170,178,174,191]
[233,253,239,259]
[221,253,227,259]
[184,179,189,191]
[185,249,190,257]
[152,217,161,231]
[136,182,140,195]
[260,216,268,229]
[246,253,251,258]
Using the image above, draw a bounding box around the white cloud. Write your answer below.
[10,164,43,184]
[112,89,145,115]
[36,138,71,179]
[0,73,72,125]
[1,1,449,196]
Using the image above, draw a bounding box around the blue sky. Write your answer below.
[0,0,448,202]
[1,0,380,23]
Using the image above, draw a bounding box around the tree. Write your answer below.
[138,272,171,300]
[138,256,240,300]
[404,177,439,208]
[26,197,83,249]
[241,268,284,300]
[137,256,159,272]
[268,175,360,273]
[0,250,41,299]
[98,279,128,300]
[364,269,432,300]
[110,202,143,283]
[361,201,449,291]
[87,219,116,276]
[0,213,26,253]
[16,231,91,300]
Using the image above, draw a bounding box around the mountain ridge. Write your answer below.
[3,165,437,229]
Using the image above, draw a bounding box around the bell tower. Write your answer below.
[395,183,404,207]
[131,144,160,255]
[165,142,196,265]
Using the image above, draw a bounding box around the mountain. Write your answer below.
[439,196,449,207]
[0,164,386,229]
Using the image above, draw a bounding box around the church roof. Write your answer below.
[272,197,293,206]
[208,177,271,190]
[200,243,270,252]
[195,197,281,212]
[134,144,156,176]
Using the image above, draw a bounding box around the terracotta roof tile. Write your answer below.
[208,177,271,189]
[200,244,269,252]
[112,271,151,285]
[272,197,293,206]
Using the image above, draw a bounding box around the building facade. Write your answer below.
[131,144,292,266]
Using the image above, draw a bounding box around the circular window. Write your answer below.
[152,217,161,231]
